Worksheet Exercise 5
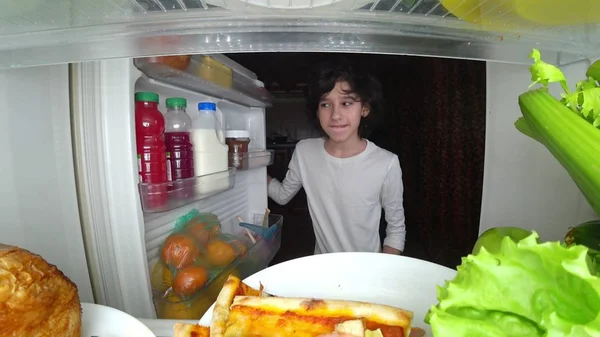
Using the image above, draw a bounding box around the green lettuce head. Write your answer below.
[425,232,600,337]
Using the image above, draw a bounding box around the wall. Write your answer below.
[266,97,321,140]
[0,64,94,302]
[480,61,597,242]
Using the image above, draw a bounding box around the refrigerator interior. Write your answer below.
[1,0,600,336]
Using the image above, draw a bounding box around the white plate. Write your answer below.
[81,302,156,337]
[199,252,457,335]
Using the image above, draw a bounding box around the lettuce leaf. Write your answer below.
[425,232,600,337]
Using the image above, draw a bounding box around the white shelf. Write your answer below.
[0,1,597,68]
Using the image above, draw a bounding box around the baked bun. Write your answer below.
[0,244,82,337]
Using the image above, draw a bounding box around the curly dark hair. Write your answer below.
[304,57,383,138]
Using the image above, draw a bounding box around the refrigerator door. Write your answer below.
[0,64,94,303]
[72,56,271,320]
[71,59,155,318]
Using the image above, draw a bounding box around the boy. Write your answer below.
[267,59,406,255]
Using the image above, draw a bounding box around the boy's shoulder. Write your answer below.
[367,140,399,163]
[295,138,325,152]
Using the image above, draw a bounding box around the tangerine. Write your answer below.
[186,222,220,246]
[172,265,209,297]
[205,239,237,268]
[160,233,200,269]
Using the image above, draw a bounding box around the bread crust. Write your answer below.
[0,244,82,337]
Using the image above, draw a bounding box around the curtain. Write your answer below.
[370,56,486,268]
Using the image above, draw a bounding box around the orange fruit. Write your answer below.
[230,240,247,256]
[172,265,209,297]
[186,223,211,246]
[205,239,237,268]
[186,222,220,246]
[161,234,200,269]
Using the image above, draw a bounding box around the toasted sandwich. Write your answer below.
[173,275,414,337]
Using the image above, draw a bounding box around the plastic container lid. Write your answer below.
[198,102,216,111]
[166,97,187,108]
[225,130,251,139]
[135,92,159,103]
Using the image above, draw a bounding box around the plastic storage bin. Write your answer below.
[191,55,233,88]
[151,213,284,319]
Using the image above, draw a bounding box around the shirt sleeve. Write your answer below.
[267,148,303,205]
[381,156,407,252]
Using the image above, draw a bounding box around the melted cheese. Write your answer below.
[224,306,404,337]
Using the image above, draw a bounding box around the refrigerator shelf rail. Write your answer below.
[0,1,597,69]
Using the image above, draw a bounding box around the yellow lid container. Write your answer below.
[441,0,600,29]
[197,56,233,89]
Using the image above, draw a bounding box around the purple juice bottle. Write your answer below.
[164,97,195,199]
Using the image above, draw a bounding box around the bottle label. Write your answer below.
[166,152,172,182]
[137,154,144,183]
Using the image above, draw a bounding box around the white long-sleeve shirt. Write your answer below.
[268,138,406,254]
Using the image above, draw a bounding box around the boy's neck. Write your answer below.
[324,135,367,158]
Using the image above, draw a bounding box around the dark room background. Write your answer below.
[226,52,486,269]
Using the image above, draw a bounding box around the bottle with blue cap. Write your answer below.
[190,101,229,177]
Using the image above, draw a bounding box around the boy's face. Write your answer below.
[317,81,369,143]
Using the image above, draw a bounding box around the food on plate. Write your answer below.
[210,274,268,336]
[425,231,600,337]
[515,48,600,216]
[174,322,210,337]
[172,265,210,297]
[224,296,412,336]
[205,239,237,267]
[173,275,413,337]
[161,233,201,269]
[472,226,533,255]
[146,55,191,70]
[0,244,82,337]
[335,319,369,336]
[565,219,600,275]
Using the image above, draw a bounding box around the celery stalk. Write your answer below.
[518,89,600,215]
[514,117,544,145]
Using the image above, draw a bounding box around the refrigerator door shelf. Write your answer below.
[138,168,236,213]
[134,57,273,109]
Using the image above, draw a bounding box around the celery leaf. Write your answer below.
[529,49,570,94]
[561,92,580,113]
[576,78,600,120]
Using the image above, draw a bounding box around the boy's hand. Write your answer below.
[382,245,402,255]
[267,174,272,184]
